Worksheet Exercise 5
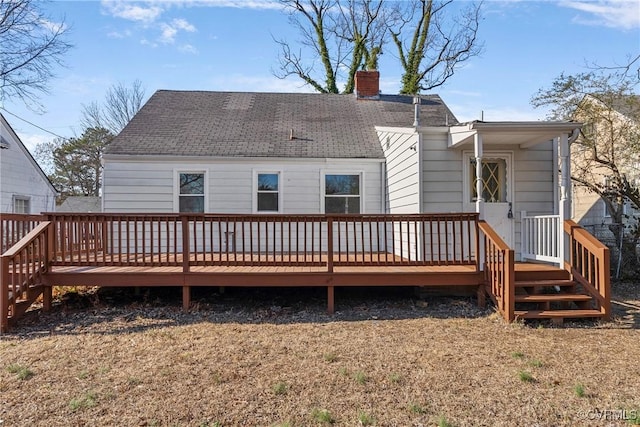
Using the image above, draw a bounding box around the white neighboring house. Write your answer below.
[102,71,581,261]
[0,113,57,214]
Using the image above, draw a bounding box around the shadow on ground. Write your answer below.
[10,281,637,338]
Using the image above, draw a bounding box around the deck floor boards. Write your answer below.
[42,251,489,288]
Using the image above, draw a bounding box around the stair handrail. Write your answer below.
[1,221,52,333]
[478,220,515,322]
[563,220,611,320]
[1,213,46,254]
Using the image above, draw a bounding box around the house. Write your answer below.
[0,113,57,214]
[56,196,102,212]
[103,72,581,262]
[2,73,612,332]
[571,94,640,246]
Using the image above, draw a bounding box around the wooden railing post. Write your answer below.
[599,246,611,320]
[1,256,9,333]
[505,248,515,322]
[327,216,333,273]
[43,223,53,312]
[181,215,190,273]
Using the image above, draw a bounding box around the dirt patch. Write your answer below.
[1,284,639,426]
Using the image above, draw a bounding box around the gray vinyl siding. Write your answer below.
[421,132,464,213]
[418,135,556,260]
[102,157,384,214]
[512,142,555,258]
[378,129,420,214]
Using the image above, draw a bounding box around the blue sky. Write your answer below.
[2,0,639,152]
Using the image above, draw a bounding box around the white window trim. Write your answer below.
[602,199,611,218]
[252,169,283,213]
[321,170,365,214]
[173,169,208,213]
[12,195,31,214]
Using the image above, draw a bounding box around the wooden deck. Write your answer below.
[1,213,612,331]
[44,251,483,312]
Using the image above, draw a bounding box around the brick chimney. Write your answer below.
[355,70,380,100]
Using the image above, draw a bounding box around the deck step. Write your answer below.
[514,309,604,319]
[515,279,576,288]
[514,293,593,303]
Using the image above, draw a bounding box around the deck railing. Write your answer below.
[1,213,45,254]
[479,220,515,322]
[1,222,52,332]
[44,213,479,270]
[521,212,561,264]
[564,220,611,320]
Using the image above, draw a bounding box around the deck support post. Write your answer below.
[327,285,334,314]
[42,286,52,312]
[182,286,191,311]
[476,284,486,308]
[1,257,9,333]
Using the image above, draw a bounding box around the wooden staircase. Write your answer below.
[7,284,46,325]
[512,263,604,324]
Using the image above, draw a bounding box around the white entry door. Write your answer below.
[464,152,514,247]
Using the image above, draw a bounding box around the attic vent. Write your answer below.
[0,136,9,149]
[223,93,255,111]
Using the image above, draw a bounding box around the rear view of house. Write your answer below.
[1,73,612,331]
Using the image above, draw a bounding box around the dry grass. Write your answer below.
[1,284,639,427]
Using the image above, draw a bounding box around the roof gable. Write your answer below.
[0,113,58,195]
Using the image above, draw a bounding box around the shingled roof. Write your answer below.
[106,90,458,159]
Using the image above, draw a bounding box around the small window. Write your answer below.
[257,173,280,212]
[178,173,205,213]
[325,174,361,213]
[470,159,507,203]
[13,196,30,214]
[603,199,611,218]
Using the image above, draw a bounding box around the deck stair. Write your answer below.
[512,264,603,324]
[7,284,45,323]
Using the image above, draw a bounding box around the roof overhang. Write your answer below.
[448,121,582,149]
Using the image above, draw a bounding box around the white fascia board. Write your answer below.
[375,125,449,135]
[102,154,385,164]
[448,124,476,148]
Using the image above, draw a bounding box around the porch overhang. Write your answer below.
[448,121,582,149]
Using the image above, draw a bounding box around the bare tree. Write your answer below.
[390,0,483,94]
[273,0,388,94]
[0,0,72,107]
[273,0,482,95]
[81,80,146,134]
[532,68,640,276]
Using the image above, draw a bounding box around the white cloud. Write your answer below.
[179,44,199,54]
[170,0,281,10]
[160,18,197,44]
[107,29,132,39]
[140,38,159,48]
[560,0,640,30]
[17,133,52,153]
[101,1,164,24]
